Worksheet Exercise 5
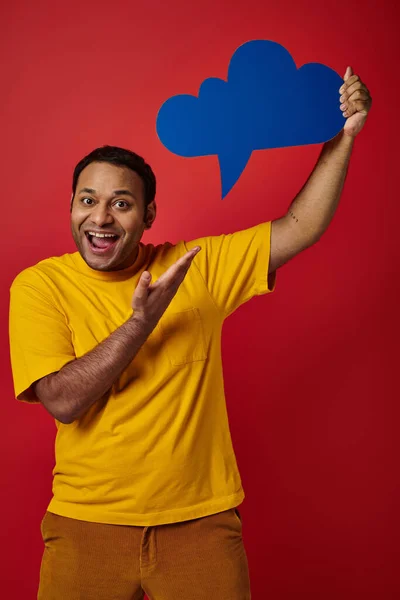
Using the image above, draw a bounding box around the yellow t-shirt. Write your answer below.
[9,222,276,526]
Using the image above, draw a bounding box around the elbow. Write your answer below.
[42,398,75,424]
[33,374,77,424]
[55,402,86,425]
[299,228,323,249]
[55,409,75,425]
[52,398,85,424]
[307,234,322,248]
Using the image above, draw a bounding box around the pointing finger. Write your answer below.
[153,247,201,287]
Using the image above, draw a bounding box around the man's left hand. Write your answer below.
[339,66,372,137]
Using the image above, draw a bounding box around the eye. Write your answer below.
[114,200,129,209]
[81,197,94,205]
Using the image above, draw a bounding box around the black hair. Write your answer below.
[71,145,156,215]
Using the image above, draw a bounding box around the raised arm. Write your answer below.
[269,67,372,273]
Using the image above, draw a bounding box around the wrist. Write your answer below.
[331,129,355,147]
[127,312,154,338]
[321,129,354,163]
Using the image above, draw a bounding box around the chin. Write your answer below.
[85,252,122,271]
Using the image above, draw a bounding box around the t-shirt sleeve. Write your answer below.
[9,269,76,403]
[184,221,276,317]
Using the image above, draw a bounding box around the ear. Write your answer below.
[144,201,157,230]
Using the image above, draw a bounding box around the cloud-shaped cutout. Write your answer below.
[156,40,344,198]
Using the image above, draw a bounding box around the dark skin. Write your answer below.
[70,161,200,319]
[35,161,200,422]
[37,66,373,422]
[70,161,157,272]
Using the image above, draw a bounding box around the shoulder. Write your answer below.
[10,253,75,291]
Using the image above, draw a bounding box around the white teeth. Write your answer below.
[88,232,117,238]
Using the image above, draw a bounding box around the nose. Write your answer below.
[89,204,114,227]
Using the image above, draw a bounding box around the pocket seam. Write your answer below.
[234,508,242,522]
[160,308,208,366]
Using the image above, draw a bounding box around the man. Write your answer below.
[9,68,371,599]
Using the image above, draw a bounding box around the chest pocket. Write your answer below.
[159,308,207,366]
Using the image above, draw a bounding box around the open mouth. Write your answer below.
[84,231,120,254]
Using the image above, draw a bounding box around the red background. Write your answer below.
[1,1,399,598]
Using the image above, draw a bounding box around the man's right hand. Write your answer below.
[131,246,201,331]
[32,246,202,424]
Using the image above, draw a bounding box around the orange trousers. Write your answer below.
[38,508,251,599]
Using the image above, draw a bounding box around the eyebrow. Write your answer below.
[78,187,136,200]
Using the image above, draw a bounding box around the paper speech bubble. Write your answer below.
[156,40,344,198]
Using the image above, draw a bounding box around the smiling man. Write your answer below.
[71,161,156,271]
[9,68,371,600]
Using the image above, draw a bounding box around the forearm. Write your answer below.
[36,315,152,424]
[287,130,355,245]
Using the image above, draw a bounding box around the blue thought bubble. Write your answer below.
[156,40,344,198]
